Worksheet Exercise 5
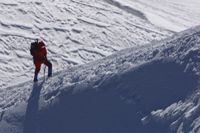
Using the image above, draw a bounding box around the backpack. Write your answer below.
[30,41,39,56]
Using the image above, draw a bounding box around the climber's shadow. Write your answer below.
[23,81,44,133]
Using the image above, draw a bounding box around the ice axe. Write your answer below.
[44,65,46,81]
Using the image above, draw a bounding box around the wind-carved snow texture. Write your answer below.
[41,26,200,133]
[0,25,200,133]
[0,0,171,89]
[108,0,200,32]
[0,0,200,132]
[104,0,148,21]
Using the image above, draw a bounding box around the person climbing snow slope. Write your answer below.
[30,39,52,82]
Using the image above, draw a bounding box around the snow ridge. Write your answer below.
[0,25,200,133]
[35,25,200,132]
[104,0,147,20]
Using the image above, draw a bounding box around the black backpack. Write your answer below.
[30,41,39,56]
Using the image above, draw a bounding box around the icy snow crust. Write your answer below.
[0,0,171,88]
[1,26,200,133]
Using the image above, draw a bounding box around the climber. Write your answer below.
[30,39,52,82]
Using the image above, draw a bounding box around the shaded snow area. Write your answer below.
[106,0,200,32]
[0,0,172,88]
[1,25,200,133]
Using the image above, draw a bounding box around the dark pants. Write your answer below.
[34,60,52,81]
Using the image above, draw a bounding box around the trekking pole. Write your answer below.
[44,65,46,81]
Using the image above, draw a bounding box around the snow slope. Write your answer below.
[0,25,200,133]
[0,0,172,88]
[108,0,200,32]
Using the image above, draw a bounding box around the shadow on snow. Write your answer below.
[23,81,44,133]
[35,59,198,133]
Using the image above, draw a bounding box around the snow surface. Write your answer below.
[1,25,200,133]
[0,0,173,88]
[0,0,200,132]
[109,0,200,32]
[1,0,199,88]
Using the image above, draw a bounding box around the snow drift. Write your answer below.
[1,25,200,133]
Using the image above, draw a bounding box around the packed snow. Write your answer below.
[1,25,200,132]
[1,0,200,88]
[0,0,172,88]
[0,0,200,133]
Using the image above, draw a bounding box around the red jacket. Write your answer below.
[32,41,47,61]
